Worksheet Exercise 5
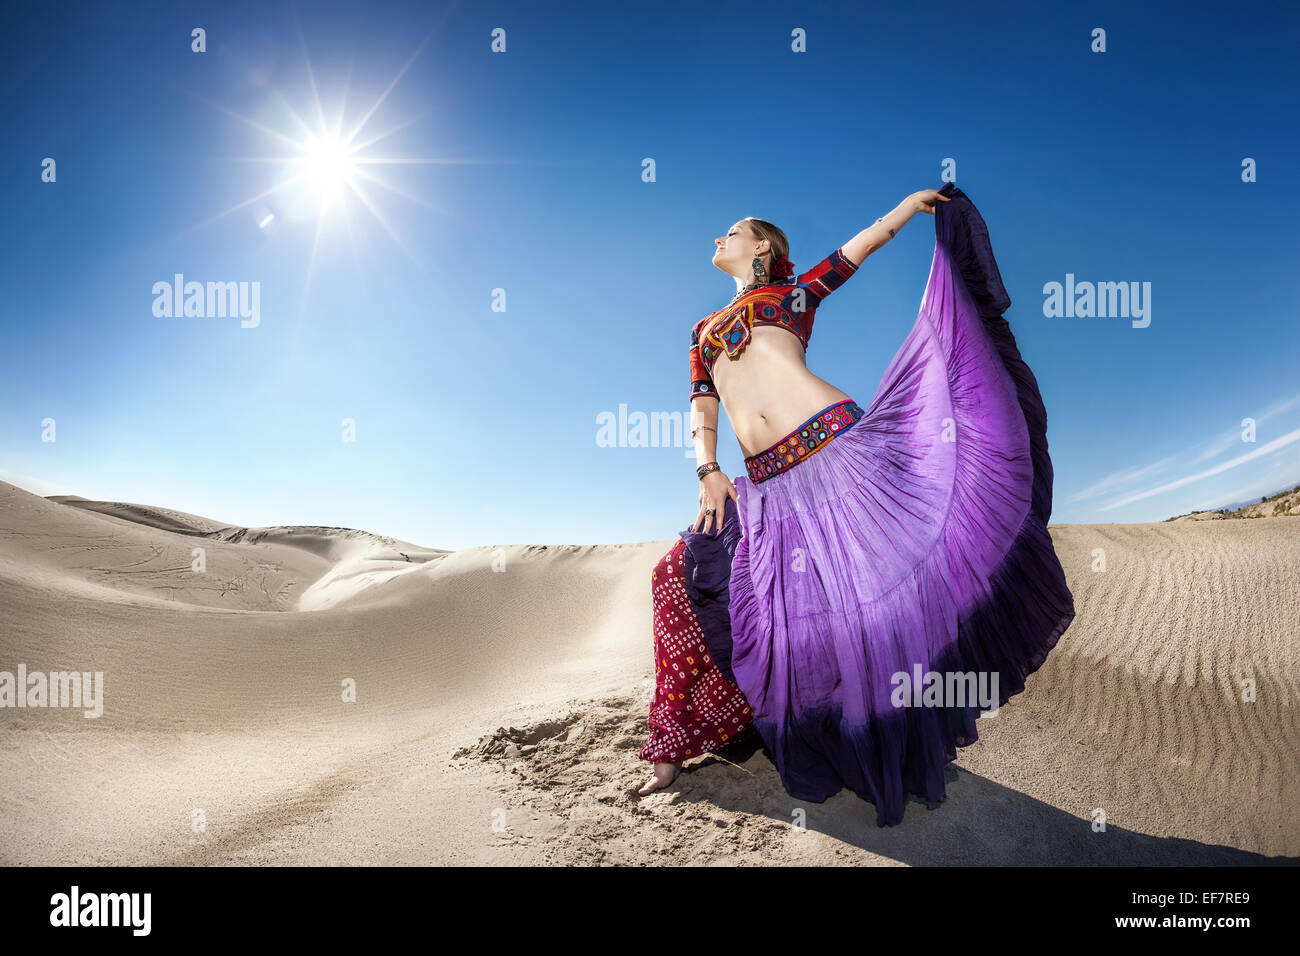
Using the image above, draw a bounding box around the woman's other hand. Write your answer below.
[694,471,738,535]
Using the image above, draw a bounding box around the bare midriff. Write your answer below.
[709,325,853,458]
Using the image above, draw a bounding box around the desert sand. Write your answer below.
[0,477,1296,865]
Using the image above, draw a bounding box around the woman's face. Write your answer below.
[713,220,769,274]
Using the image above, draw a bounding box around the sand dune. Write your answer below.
[0,478,1296,865]
[5,485,447,612]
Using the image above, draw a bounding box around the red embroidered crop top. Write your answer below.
[689,246,860,402]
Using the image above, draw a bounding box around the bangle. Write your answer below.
[696,461,721,479]
[691,424,716,438]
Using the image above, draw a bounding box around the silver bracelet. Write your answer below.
[691,424,717,438]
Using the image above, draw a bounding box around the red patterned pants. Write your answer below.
[638,538,755,763]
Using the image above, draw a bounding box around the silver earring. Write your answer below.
[752,256,767,281]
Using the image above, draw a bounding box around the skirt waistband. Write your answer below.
[744,398,865,483]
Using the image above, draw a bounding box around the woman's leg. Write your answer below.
[638,538,754,791]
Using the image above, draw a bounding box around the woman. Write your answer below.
[636,182,1076,828]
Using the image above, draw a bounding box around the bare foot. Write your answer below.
[637,761,682,795]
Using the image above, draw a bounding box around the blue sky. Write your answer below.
[2,0,1297,550]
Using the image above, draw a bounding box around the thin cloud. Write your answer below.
[1190,392,1300,463]
[1198,460,1300,511]
[1099,428,1300,511]
[1067,456,1177,503]
[1070,390,1300,506]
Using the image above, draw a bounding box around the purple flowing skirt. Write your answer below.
[678,182,1075,827]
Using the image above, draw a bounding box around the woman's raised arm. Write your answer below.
[840,188,951,266]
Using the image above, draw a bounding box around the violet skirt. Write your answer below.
[677,182,1075,827]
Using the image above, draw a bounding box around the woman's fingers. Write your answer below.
[692,479,739,535]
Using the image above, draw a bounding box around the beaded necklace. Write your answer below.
[726,282,765,306]
[725,272,799,308]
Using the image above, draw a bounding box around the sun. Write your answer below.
[182,25,462,287]
[298,131,358,203]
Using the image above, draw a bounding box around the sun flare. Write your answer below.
[187,27,459,290]
[298,132,358,201]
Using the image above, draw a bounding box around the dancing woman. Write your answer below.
[636,183,1076,827]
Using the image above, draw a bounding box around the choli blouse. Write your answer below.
[689,246,860,402]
